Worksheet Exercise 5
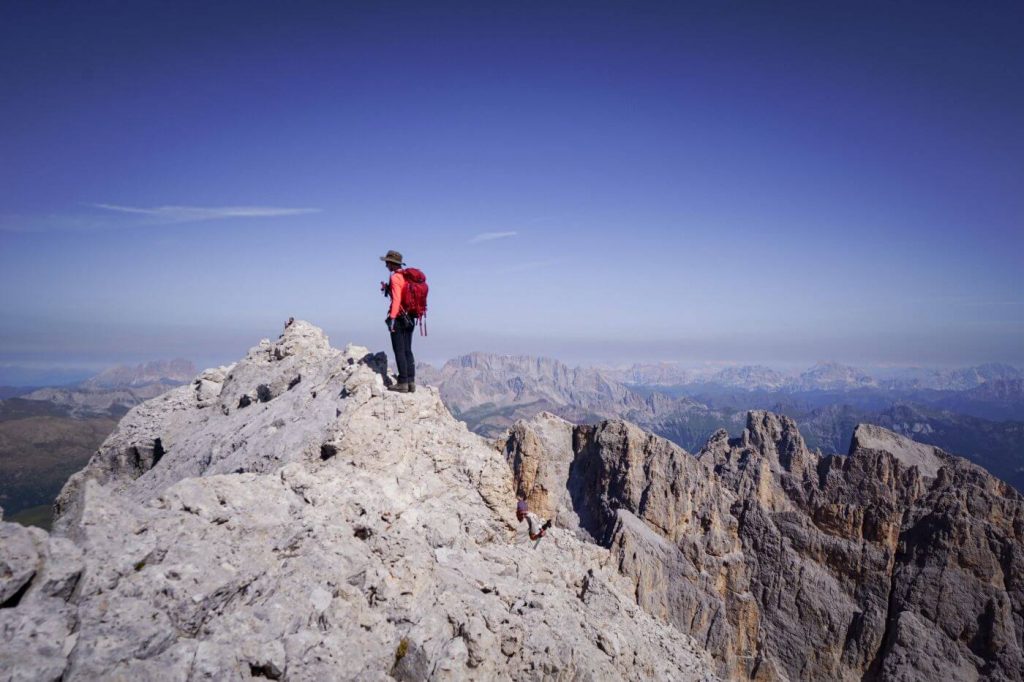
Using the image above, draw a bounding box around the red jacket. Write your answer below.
[387,271,405,319]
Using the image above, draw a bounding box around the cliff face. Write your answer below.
[504,410,1024,680]
[501,416,755,677]
[0,322,715,681]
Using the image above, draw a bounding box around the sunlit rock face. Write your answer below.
[504,409,1024,680]
[0,321,716,681]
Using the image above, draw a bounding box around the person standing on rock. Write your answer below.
[516,500,552,541]
[380,249,417,393]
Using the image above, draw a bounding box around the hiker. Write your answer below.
[516,500,552,541]
[380,249,429,393]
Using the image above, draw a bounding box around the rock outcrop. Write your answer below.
[0,321,715,681]
[503,415,757,677]
[504,409,1024,680]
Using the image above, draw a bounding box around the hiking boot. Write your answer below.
[387,382,410,393]
[407,382,416,393]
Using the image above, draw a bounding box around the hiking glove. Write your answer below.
[385,316,395,332]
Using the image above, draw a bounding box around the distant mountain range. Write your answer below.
[80,358,195,389]
[606,359,1023,393]
[416,353,649,437]
[420,353,1024,491]
[20,359,196,418]
[698,364,788,390]
[879,363,1024,391]
[5,350,1023,526]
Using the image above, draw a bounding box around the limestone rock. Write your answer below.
[505,408,1024,680]
[2,321,716,681]
[498,411,580,531]
[0,522,39,605]
[504,416,753,676]
[849,422,952,479]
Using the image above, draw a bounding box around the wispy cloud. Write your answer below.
[0,204,322,233]
[469,231,518,244]
[92,203,321,223]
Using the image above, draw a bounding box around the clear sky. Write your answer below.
[1,1,1022,381]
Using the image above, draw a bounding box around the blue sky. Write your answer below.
[1,1,1022,381]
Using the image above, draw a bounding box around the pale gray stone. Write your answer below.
[505,408,1024,680]
[1,321,717,682]
[849,422,952,478]
[0,522,38,605]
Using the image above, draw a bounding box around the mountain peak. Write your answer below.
[81,358,197,389]
[849,423,952,478]
[796,361,877,390]
[3,321,715,680]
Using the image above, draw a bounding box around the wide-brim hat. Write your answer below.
[380,250,404,266]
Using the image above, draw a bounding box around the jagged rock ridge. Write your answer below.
[0,322,715,681]
[503,410,1024,680]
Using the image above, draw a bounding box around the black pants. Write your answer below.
[390,315,415,383]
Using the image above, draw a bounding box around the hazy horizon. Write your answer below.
[2,2,1021,376]
[2,321,1021,388]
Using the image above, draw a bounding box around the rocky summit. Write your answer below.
[0,322,714,681]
